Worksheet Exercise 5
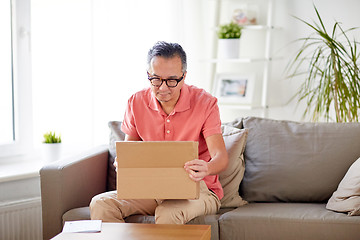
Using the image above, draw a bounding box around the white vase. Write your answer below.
[42,143,62,163]
[218,39,240,59]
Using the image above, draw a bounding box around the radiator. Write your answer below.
[0,197,42,240]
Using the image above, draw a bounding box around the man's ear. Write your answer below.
[183,71,187,81]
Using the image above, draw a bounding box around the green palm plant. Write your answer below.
[287,5,360,122]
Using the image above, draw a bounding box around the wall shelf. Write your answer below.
[209,0,279,118]
[213,24,277,31]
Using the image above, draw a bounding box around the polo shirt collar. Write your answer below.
[148,84,191,114]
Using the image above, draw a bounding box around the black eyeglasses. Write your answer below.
[147,72,184,88]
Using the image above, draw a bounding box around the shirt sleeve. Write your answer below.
[202,97,222,138]
[121,95,140,139]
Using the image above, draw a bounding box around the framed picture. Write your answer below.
[213,73,255,105]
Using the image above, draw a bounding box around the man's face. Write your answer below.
[148,56,186,105]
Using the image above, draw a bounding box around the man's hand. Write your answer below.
[184,159,209,182]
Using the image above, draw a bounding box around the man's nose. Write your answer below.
[158,80,170,90]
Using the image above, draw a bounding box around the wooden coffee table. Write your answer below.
[52,223,211,240]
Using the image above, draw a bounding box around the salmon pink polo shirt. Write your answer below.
[121,84,224,199]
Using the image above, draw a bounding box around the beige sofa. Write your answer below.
[40,117,360,240]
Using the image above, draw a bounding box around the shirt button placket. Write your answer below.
[165,118,172,140]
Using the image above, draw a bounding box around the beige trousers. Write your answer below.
[89,181,220,224]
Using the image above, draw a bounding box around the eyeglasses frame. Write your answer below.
[147,71,185,88]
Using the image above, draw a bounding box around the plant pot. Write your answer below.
[218,39,240,59]
[42,143,62,163]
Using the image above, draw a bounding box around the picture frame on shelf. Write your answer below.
[213,73,255,105]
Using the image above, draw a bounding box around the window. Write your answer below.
[0,0,13,145]
[0,0,32,158]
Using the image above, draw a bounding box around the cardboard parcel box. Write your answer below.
[116,141,200,200]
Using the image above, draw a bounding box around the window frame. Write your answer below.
[0,0,32,158]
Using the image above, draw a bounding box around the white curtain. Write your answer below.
[32,0,213,148]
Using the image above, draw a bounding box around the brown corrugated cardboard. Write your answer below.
[116,141,199,199]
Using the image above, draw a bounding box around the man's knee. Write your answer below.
[89,192,112,213]
[89,193,103,210]
[154,204,187,224]
[89,192,124,222]
[90,194,109,220]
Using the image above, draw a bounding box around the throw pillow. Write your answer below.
[107,121,126,191]
[326,157,360,216]
[219,125,248,208]
[222,117,243,129]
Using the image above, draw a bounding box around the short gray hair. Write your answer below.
[147,41,187,72]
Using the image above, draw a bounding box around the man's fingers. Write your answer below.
[184,159,208,182]
[188,170,204,182]
[184,159,203,167]
[186,165,203,172]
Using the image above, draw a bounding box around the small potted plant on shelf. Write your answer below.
[217,22,243,59]
[42,131,62,163]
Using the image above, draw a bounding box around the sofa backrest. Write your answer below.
[240,117,360,203]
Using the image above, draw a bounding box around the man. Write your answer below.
[90,41,228,224]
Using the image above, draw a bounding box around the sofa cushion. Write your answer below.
[108,121,125,191]
[241,117,360,202]
[326,157,360,216]
[219,125,248,208]
[219,203,360,240]
[63,207,91,225]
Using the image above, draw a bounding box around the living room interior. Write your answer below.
[1,0,360,239]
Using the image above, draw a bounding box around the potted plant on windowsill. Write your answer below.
[42,131,62,163]
[217,22,243,59]
[286,5,360,122]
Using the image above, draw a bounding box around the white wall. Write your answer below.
[31,0,360,150]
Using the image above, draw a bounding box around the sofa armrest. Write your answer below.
[40,145,109,240]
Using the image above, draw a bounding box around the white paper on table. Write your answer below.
[62,220,102,233]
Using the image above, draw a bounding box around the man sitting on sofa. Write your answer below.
[89,41,229,224]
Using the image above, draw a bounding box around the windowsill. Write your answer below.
[0,151,43,183]
[0,145,92,183]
